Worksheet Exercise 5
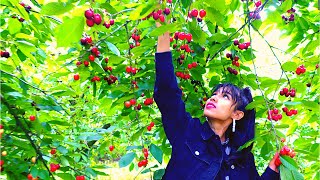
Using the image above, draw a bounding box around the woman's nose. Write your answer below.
[210,96,217,102]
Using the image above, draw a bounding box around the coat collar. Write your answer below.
[201,121,232,141]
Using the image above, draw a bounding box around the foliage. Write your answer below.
[0,0,319,179]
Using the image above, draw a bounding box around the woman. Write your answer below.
[153,26,280,179]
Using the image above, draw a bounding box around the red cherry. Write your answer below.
[255,1,262,7]
[138,161,143,167]
[185,33,192,42]
[178,32,186,40]
[20,2,25,7]
[136,104,142,110]
[144,151,149,158]
[282,107,288,112]
[238,44,246,50]
[0,160,4,166]
[289,90,296,97]
[85,9,94,19]
[273,108,279,114]
[134,35,140,41]
[76,175,85,180]
[167,0,172,3]
[109,19,115,25]
[0,124,3,129]
[93,14,102,25]
[163,7,171,15]
[226,53,232,58]
[105,57,109,63]
[147,125,152,131]
[86,19,94,27]
[192,62,197,68]
[233,39,239,45]
[29,115,36,121]
[126,66,132,73]
[316,64,319,69]
[281,138,286,143]
[291,109,298,115]
[84,61,89,67]
[274,156,282,166]
[74,74,80,81]
[141,159,148,166]
[180,54,185,60]
[89,55,95,61]
[283,88,289,94]
[199,9,206,18]
[188,64,193,69]
[286,111,293,116]
[153,12,159,20]
[91,47,98,54]
[105,23,111,28]
[130,99,136,106]
[27,174,33,180]
[131,67,137,74]
[150,122,155,127]
[50,148,57,155]
[234,56,239,61]
[124,101,131,108]
[191,9,198,17]
[109,145,115,151]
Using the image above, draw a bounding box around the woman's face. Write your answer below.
[203,88,238,121]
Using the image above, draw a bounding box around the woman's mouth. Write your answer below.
[206,102,216,109]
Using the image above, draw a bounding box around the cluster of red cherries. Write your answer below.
[76,175,86,180]
[138,148,149,167]
[188,8,206,22]
[275,145,296,167]
[146,122,155,131]
[234,39,251,50]
[84,9,102,27]
[267,106,298,121]
[0,51,10,58]
[295,65,306,75]
[226,53,240,67]
[50,163,60,172]
[175,71,191,80]
[143,8,171,22]
[130,31,141,49]
[279,87,296,97]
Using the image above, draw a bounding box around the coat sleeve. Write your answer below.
[248,153,280,180]
[153,51,191,145]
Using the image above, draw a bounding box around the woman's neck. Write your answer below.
[208,119,232,142]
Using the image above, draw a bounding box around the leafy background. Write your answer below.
[0,0,319,179]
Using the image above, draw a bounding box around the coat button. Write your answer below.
[231,165,235,169]
[195,151,200,155]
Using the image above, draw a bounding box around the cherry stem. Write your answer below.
[245,1,280,151]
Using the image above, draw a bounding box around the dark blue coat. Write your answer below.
[153,51,280,180]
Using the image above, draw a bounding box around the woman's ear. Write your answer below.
[232,110,244,121]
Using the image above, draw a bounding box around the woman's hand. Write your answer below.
[268,152,280,173]
[156,21,170,53]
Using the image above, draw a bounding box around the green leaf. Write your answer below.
[8,18,22,34]
[284,101,302,106]
[41,2,74,15]
[56,173,74,180]
[230,0,239,12]
[119,152,136,168]
[206,0,227,13]
[55,16,84,47]
[280,165,294,180]
[206,7,225,27]
[150,144,163,164]
[48,120,70,126]
[292,169,304,180]
[280,156,298,171]
[16,40,37,60]
[181,0,191,8]
[282,61,297,71]
[301,100,318,111]
[60,156,70,166]
[237,139,255,151]
[91,60,106,73]
[57,146,69,155]
[37,169,49,180]
[101,3,118,14]
[129,4,147,20]
[281,0,292,12]
[106,42,120,56]
[150,23,181,37]
[153,169,165,180]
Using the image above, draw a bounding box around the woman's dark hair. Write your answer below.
[212,83,255,166]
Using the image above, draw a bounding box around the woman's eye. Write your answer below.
[223,94,229,99]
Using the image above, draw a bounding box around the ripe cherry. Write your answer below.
[84,61,89,67]
[89,55,95,61]
[191,9,198,17]
[199,9,206,18]
[74,74,80,81]
[86,19,94,27]
[124,101,131,108]
[130,99,136,105]
[109,145,115,151]
[93,14,102,25]
[109,19,115,25]
[50,148,57,155]
[29,115,36,121]
[85,9,94,19]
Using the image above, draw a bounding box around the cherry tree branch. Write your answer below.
[0,95,56,180]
